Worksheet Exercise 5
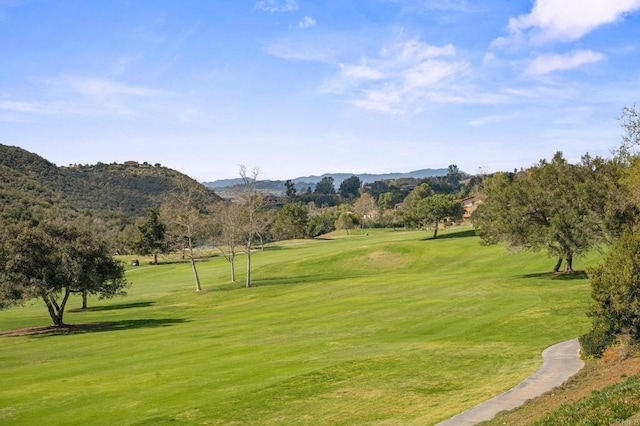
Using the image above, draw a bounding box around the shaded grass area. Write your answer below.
[0,318,188,337]
[0,226,599,425]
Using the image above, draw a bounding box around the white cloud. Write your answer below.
[298,16,316,29]
[324,39,469,113]
[494,0,640,47]
[525,50,606,75]
[254,0,298,13]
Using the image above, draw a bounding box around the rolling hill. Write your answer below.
[0,144,221,223]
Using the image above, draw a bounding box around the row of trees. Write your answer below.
[130,167,469,294]
[284,164,471,208]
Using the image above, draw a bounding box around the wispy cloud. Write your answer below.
[0,99,90,116]
[322,38,473,113]
[59,75,167,98]
[467,114,514,127]
[493,0,640,47]
[387,0,474,13]
[0,75,168,118]
[298,16,316,29]
[254,0,297,13]
[525,50,606,76]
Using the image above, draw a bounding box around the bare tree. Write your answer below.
[161,183,205,292]
[237,165,263,288]
[210,200,243,282]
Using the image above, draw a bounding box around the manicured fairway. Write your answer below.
[0,227,599,425]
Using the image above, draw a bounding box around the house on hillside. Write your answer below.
[123,160,139,167]
[462,195,481,219]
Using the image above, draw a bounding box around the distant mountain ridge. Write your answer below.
[204,168,450,190]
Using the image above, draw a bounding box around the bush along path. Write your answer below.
[437,339,584,426]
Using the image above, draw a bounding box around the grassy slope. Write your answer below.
[0,227,600,425]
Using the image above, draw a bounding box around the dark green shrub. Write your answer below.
[583,230,640,355]
[579,325,615,358]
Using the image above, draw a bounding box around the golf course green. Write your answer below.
[0,227,599,425]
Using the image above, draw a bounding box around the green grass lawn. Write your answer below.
[0,227,600,425]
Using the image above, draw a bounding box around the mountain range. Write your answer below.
[203,168,451,191]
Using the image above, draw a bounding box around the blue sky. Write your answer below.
[2,0,640,182]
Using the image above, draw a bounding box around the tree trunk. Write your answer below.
[43,296,63,326]
[230,254,236,282]
[432,220,439,239]
[82,290,88,309]
[187,237,201,292]
[43,288,71,326]
[553,257,563,273]
[246,246,251,288]
[564,255,574,272]
[153,252,158,265]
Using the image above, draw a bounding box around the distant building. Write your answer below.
[462,196,481,219]
[123,160,139,167]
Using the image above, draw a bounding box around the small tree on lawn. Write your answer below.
[414,194,464,239]
[132,208,168,265]
[335,211,358,235]
[210,200,244,283]
[161,184,206,292]
[238,165,264,288]
[275,202,309,240]
[0,220,127,326]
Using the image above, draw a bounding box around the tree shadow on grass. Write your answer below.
[0,318,189,338]
[68,301,156,313]
[418,228,477,241]
[435,229,477,239]
[517,271,588,281]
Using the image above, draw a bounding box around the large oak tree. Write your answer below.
[473,152,626,272]
[0,220,127,326]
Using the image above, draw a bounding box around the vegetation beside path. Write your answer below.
[0,227,599,425]
[483,347,640,425]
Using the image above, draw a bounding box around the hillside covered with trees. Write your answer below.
[0,144,221,224]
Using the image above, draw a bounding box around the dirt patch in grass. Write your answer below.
[483,352,640,425]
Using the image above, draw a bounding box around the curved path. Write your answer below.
[436,338,583,426]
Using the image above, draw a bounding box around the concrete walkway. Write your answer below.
[436,338,583,426]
